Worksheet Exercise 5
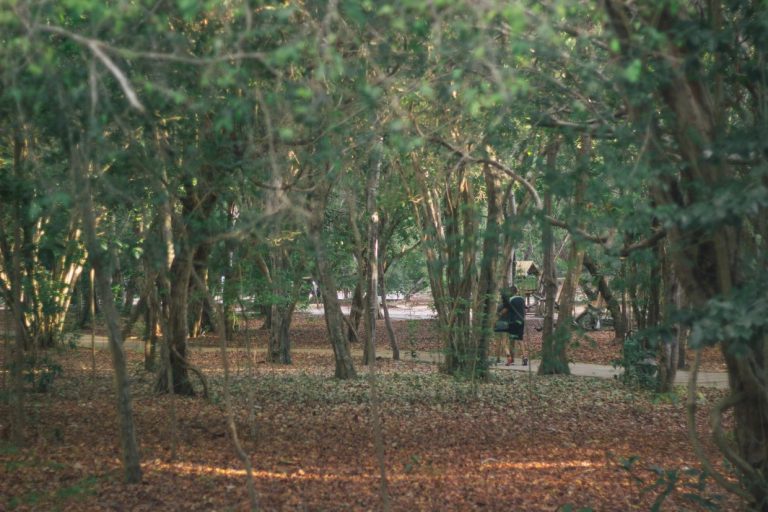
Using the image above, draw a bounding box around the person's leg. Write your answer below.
[521,334,529,365]
[507,335,516,365]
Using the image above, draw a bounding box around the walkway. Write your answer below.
[77,334,729,389]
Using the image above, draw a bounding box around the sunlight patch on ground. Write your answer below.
[480,458,604,471]
[148,459,370,483]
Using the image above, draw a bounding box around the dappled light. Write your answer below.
[2,0,765,509]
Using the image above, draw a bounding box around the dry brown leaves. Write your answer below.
[0,313,737,511]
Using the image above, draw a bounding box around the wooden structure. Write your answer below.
[514,260,540,294]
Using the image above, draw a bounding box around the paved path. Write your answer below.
[301,304,438,320]
[77,334,729,389]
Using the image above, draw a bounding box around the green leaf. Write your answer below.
[623,59,642,83]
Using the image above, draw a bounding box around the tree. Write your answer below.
[598,1,768,505]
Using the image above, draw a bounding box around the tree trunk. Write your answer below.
[604,3,768,504]
[267,252,298,365]
[9,193,26,446]
[539,140,569,375]
[188,243,212,339]
[73,151,142,484]
[156,250,196,395]
[657,244,678,393]
[307,180,357,379]
[378,263,399,360]
[347,277,364,344]
[441,168,480,378]
[311,228,357,379]
[473,164,504,379]
[268,304,294,364]
[364,154,381,366]
[582,253,626,342]
[144,296,159,372]
[221,209,239,342]
[406,154,483,377]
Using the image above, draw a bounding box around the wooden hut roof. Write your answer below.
[515,260,540,275]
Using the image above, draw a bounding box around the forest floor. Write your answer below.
[0,308,740,511]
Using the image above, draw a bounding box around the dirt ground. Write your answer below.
[190,309,727,373]
[0,307,738,511]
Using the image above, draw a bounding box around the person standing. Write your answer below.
[498,286,527,365]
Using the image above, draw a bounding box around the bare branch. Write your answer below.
[618,228,667,256]
[37,25,145,112]
[430,136,543,210]
[687,350,753,499]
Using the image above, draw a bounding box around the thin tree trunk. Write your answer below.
[268,300,295,364]
[348,278,364,344]
[10,200,26,446]
[193,271,259,510]
[188,244,212,339]
[313,235,357,379]
[378,264,399,360]
[73,153,142,484]
[474,164,504,379]
[582,253,626,342]
[364,155,381,366]
[306,173,357,379]
[90,268,96,384]
[657,243,679,393]
[266,246,300,365]
[9,132,26,445]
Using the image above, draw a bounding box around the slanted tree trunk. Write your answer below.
[552,139,588,370]
[347,277,364,344]
[377,229,399,360]
[308,180,356,379]
[582,253,626,342]
[73,151,142,484]
[311,228,357,379]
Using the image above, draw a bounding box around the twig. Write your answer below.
[686,350,751,499]
[192,270,260,511]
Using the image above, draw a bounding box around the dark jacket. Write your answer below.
[498,293,525,337]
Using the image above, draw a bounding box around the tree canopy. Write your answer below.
[2,0,767,508]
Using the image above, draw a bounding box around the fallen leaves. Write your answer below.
[0,313,739,511]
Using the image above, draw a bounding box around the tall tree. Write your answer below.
[600,1,768,505]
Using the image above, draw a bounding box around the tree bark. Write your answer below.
[364,153,381,366]
[604,2,768,504]
[582,253,626,342]
[73,152,142,484]
[378,259,399,360]
[657,244,679,393]
[156,250,196,395]
[188,243,212,339]
[311,227,357,379]
[308,179,357,379]
[473,164,504,379]
[539,140,569,375]
[266,248,299,366]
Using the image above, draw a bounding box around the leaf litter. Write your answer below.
[0,314,738,511]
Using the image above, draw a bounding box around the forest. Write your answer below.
[1,0,767,510]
